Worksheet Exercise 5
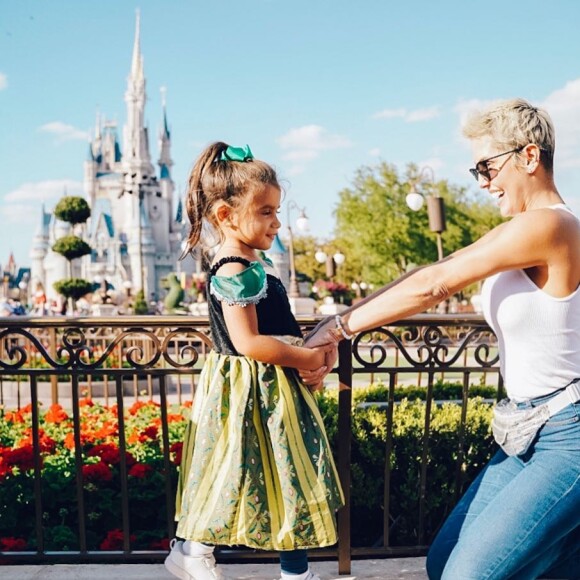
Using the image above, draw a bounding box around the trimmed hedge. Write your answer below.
[318,384,496,546]
[0,384,496,552]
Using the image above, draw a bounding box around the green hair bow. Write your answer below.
[219,144,254,162]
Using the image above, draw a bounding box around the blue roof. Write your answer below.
[115,141,122,162]
[160,164,170,179]
[268,234,287,255]
[90,198,115,237]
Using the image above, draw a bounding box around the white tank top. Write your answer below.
[480,204,580,401]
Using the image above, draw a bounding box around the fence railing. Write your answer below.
[0,314,500,573]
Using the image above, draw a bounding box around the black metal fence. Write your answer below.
[0,314,500,573]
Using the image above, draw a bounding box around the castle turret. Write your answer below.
[122,9,154,177]
[29,204,51,291]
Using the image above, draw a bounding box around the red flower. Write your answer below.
[3,445,37,471]
[82,460,113,483]
[19,428,57,454]
[128,463,153,478]
[128,401,147,415]
[149,538,170,550]
[88,443,135,467]
[99,528,136,551]
[138,425,159,442]
[64,431,91,450]
[0,537,27,551]
[4,403,32,424]
[44,403,69,423]
[170,442,183,466]
[79,397,95,408]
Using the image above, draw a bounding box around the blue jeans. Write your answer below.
[426,394,580,580]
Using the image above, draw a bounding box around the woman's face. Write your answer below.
[471,136,526,218]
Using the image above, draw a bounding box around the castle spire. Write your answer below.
[123,8,153,172]
[130,9,144,85]
[158,86,173,179]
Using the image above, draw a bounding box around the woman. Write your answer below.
[306,98,580,579]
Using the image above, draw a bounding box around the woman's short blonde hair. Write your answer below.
[462,98,555,172]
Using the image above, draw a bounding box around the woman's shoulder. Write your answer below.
[512,205,579,237]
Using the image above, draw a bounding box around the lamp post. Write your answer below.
[314,249,346,280]
[405,166,446,261]
[286,200,309,298]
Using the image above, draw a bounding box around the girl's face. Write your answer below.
[228,184,282,251]
[471,136,526,218]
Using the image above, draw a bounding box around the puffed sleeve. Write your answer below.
[209,261,268,307]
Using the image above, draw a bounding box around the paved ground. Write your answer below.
[0,558,428,579]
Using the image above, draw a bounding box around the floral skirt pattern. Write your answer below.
[175,351,344,550]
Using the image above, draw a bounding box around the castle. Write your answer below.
[29,12,193,305]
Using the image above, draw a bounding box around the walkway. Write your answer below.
[2,557,428,579]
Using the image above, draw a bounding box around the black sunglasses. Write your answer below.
[469,147,524,181]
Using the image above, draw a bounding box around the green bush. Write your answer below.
[0,385,495,553]
[52,236,92,261]
[54,196,91,225]
[318,385,495,547]
[133,290,149,315]
[53,278,94,301]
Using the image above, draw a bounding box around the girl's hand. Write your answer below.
[299,343,337,391]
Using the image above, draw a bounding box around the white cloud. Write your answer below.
[373,108,406,120]
[541,79,580,168]
[39,121,89,142]
[4,179,84,202]
[374,106,441,123]
[369,148,381,157]
[278,125,351,153]
[276,125,351,175]
[0,73,7,90]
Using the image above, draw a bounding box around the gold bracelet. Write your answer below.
[334,315,354,340]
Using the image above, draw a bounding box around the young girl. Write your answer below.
[165,142,344,580]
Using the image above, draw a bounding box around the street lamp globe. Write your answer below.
[315,250,327,264]
[406,192,424,212]
[295,212,309,232]
[333,252,345,265]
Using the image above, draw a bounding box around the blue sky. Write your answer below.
[2,0,580,267]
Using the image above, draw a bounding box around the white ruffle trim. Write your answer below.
[210,278,268,307]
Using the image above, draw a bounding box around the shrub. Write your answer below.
[52,236,92,261]
[54,196,91,225]
[0,385,494,552]
[53,278,94,301]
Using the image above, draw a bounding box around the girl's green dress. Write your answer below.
[175,256,344,551]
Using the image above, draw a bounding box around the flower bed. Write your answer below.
[0,398,187,552]
[0,385,495,553]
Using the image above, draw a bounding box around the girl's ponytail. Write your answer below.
[180,142,228,258]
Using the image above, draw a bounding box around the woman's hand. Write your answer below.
[304,321,340,349]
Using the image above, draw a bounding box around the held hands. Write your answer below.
[298,327,340,391]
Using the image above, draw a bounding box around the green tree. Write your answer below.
[51,196,93,310]
[333,162,503,288]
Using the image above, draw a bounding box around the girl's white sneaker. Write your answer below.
[164,539,228,580]
[278,571,321,580]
